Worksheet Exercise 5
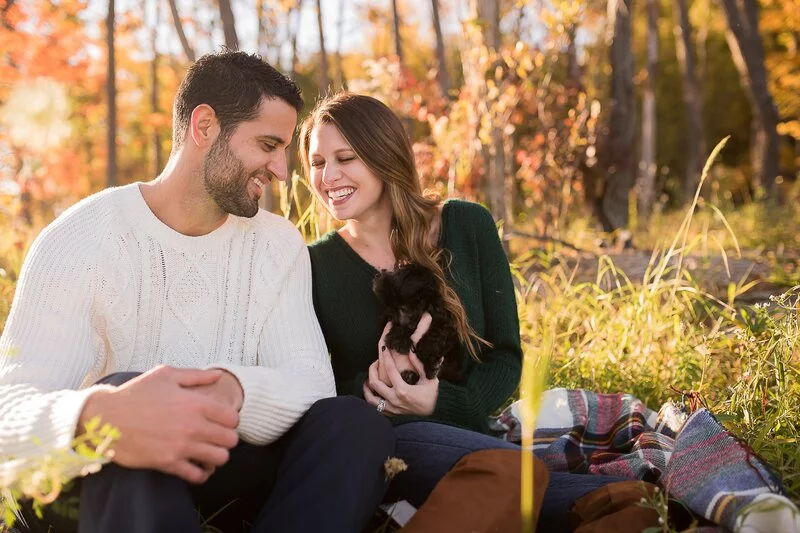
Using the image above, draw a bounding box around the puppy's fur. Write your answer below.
[373,263,461,385]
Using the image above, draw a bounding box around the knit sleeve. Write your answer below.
[211,236,336,445]
[429,204,522,432]
[0,221,113,482]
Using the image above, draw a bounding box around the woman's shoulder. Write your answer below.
[308,230,340,250]
[442,198,496,234]
[307,229,342,262]
[443,198,492,217]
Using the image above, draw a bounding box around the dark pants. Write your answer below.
[19,372,395,533]
[387,421,627,533]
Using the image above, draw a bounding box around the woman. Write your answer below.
[301,93,621,530]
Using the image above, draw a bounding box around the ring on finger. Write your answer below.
[376,398,387,413]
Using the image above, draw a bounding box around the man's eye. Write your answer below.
[262,143,276,152]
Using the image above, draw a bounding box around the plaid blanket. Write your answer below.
[489,388,799,532]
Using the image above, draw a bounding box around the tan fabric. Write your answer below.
[401,449,548,533]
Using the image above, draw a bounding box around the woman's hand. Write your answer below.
[363,313,440,416]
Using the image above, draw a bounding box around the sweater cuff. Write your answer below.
[52,385,117,452]
[0,385,116,487]
[209,362,335,445]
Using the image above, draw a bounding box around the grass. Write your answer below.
[511,138,800,505]
[0,141,798,529]
[513,246,799,500]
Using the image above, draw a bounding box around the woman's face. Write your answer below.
[308,123,390,222]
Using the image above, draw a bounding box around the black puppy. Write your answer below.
[373,262,461,385]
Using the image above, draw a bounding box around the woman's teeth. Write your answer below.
[329,187,355,200]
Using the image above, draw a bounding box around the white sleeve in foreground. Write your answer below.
[212,244,335,445]
[0,222,111,481]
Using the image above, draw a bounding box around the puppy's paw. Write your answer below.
[400,369,420,385]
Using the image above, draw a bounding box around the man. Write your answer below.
[0,51,395,533]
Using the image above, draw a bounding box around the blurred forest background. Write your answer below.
[0,0,797,242]
[2,0,800,512]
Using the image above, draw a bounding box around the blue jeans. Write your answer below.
[387,421,626,533]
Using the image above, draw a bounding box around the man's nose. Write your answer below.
[271,151,289,182]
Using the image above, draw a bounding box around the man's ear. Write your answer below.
[189,104,220,148]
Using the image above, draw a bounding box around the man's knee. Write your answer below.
[94,371,142,386]
[308,396,395,447]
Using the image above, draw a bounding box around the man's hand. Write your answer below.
[78,365,240,485]
[189,370,244,412]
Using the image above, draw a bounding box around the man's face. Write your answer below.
[203,97,297,218]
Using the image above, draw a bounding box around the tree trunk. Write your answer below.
[167,0,195,62]
[256,0,275,213]
[430,0,449,97]
[391,0,404,62]
[598,0,636,231]
[316,0,330,92]
[290,0,305,79]
[511,4,525,43]
[566,24,582,89]
[475,0,500,49]
[0,0,14,29]
[257,0,267,57]
[474,0,508,227]
[218,0,239,50]
[334,0,347,89]
[1,0,16,68]
[637,0,658,220]
[674,0,706,202]
[150,0,162,178]
[106,0,117,188]
[719,0,781,198]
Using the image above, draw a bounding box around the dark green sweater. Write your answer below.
[308,200,522,433]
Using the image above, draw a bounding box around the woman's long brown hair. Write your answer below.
[299,92,488,360]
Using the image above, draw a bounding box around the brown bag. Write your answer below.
[572,480,661,533]
[572,480,708,533]
[401,449,549,533]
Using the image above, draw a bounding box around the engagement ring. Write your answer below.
[376,398,387,413]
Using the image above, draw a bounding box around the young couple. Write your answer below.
[0,51,617,533]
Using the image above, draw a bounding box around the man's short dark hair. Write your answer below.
[172,50,304,150]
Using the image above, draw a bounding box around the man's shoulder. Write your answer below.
[19,185,136,280]
[32,185,133,251]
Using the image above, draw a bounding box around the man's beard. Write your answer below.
[203,136,264,218]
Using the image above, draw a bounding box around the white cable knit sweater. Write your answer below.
[0,183,335,478]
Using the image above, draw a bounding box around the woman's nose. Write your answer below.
[322,163,341,185]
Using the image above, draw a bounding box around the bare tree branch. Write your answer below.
[167,0,195,62]
[218,0,239,50]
